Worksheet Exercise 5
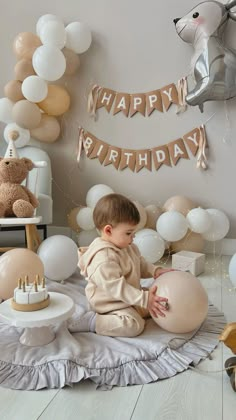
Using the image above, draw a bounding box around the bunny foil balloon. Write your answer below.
[174,0,236,112]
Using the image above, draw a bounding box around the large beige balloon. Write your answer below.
[12,99,41,129]
[30,114,61,143]
[38,85,70,116]
[0,249,44,300]
[4,80,24,102]
[152,271,208,333]
[67,207,81,233]
[163,195,196,216]
[171,230,205,253]
[14,58,36,81]
[145,204,163,229]
[62,47,80,76]
[13,32,41,60]
[133,201,147,231]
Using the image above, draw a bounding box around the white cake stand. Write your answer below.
[0,292,75,346]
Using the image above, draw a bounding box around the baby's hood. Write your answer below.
[78,237,118,276]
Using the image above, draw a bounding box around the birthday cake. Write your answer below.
[11,276,50,312]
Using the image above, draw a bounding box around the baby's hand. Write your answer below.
[154,267,175,279]
[147,285,168,318]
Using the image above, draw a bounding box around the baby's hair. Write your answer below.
[93,193,140,229]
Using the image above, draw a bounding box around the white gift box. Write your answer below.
[172,251,205,276]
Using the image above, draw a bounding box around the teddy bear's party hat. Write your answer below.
[4,131,19,159]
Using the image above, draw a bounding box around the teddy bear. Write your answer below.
[174,0,236,112]
[0,156,39,218]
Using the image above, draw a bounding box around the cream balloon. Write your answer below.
[133,201,147,231]
[156,211,188,242]
[163,195,196,216]
[0,249,44,300]
[86,184,114,208]
[171,230,205,253]
[13,32,41,60]
[37,235,78,282]
[67,207,81,232]
[22,75,48,103]
[202,209,230,241]
[30,114,60,143]
[65,22,92,53]
[14,59,36,81]
[186,207,212,234]
[151,271,208,333]
[12,100,41,129]
[32,45,66,81]
[0,97,14,123]
[38,84,70,116]
[62,47,80,76]
[145,204,163,229]
[4,80,24,102]
[36,14,63,37]
[133,228,165,263]
[40,21,66,49]
[76,207,95,231]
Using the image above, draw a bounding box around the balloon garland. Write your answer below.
[68,185,230,260]
[0,14,92,147]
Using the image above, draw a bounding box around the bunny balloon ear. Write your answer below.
[226,0,236,20]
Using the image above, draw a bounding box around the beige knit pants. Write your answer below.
[95,306,150,337]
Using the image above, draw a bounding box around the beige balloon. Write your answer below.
[163,195,196,216]
[38,85,70,116]
[14,58,36,82]
[145,204,163,229]
[12,100,41,129]
[13,32,41,60]
[133,201,147,231]
[30,114,61,143]
[0,249,44,300]
[4,80,24,102]
[151,271,208,333]
[68,207,81,232]
[171,230,205,253]
[62,47,80,76]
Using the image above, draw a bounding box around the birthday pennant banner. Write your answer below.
[87,77,188,119]
[77,125,208,172]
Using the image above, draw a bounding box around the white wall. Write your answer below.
[0,0,235,236]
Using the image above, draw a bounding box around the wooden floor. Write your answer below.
[0,255,236,420]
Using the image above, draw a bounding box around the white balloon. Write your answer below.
[36,14,63,37]
[4,122,30,148]
[76,207,95,231]
[133,228,165,263]
[0,97,14,123]
[186,207,212,234]
[22,75,48,102]
[156,211,188,242]
[86,184,114,208]
[40,21,66,49]
[65,22,92,53]
[32,45,66,81]
[202,209,230,241]
[77,229,99,247]
[229,253,236,288]
[37,235,78,281]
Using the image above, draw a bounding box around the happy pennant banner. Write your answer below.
[87,77,188,119]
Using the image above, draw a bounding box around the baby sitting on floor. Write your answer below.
[68,193,172,337]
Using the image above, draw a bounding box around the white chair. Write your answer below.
[0,145,53,253]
